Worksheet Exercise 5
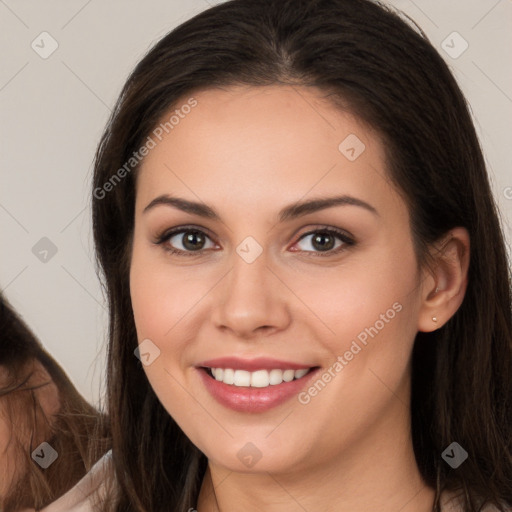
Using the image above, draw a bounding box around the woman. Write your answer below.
[0,293,110,511]
[66,0,512,510]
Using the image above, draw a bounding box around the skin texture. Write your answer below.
[129,85,470,512]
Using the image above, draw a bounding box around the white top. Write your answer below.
[40,450,112,512]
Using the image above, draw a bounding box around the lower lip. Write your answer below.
[197,367,320,413]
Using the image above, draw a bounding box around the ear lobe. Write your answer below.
[417,227,470,333]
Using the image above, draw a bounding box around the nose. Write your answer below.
[210,247,291,340]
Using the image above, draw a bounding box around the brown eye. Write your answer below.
[155,227,216,256]
[180,230,207,251]
[293,228,355,256]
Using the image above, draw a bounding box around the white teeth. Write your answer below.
[269,369,284,385]
[294,368,309,379]
[223,368,235,385]
[234,370,251,387]
[251,370,269,388]
[282,369,295,382]
[208,367,312,387]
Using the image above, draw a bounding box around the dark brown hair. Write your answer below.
[91,0,512,510]
[0,293,110,511]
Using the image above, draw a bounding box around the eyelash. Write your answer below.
[154,225,356,258]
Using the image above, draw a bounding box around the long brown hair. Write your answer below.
[91,0,512,510]
[0,293,110,511]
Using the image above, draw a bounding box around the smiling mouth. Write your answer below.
[201,366,318,388]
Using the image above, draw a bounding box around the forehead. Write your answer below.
[135,85,396,218]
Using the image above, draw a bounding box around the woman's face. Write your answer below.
[129,85,427,474]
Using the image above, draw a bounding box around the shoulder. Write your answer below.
[41,450,113,512]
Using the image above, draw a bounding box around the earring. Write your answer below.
[432,316,438,322]
[435,286,440,294]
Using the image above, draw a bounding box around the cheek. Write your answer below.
[307,242,419,343]
[309,239,421,404]
[129,247,204,344]
[129,240,213,386]
[129,248,202,431]
[287,249,420,450]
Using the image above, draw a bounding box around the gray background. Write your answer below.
[1,0,511,405]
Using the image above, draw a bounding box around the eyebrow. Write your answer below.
[143,194,379,221]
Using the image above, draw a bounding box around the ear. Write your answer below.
[417,227,470,332]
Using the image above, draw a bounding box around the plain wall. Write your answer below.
[1,0,511,405]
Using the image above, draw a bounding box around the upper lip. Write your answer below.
[197,357,317,372]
